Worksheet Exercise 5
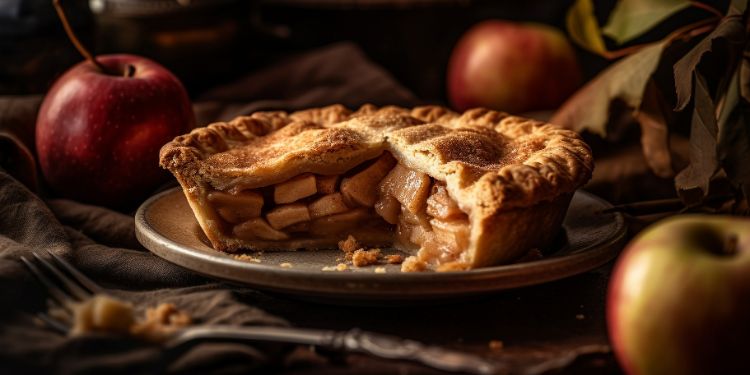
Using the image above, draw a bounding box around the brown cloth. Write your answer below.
[0,43,619,375]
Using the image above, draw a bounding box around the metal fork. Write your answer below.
[22,251,501,375]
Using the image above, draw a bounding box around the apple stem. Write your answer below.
[124,64,135,78]
[599,17,718,60]
[52,0,109,74]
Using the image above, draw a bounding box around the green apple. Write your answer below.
[607,215,750,375]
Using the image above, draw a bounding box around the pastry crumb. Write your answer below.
[70,295,191,343]
[336,235,410,270]
[234,254,261,263]
[400,256,427,272]
[384,254,404,264]
[576,314,585,320]
[280,262,293,268]
[71,295,134,336]
[131,303,192,343]
[338,235,360,261]
[323,263,353,272]
[488,340,504,351]
[352,248,381,267]
[374,267,386,274]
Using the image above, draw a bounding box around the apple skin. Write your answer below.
[447,21,581,114]
[607,215,750,375]
[36,54,194,208]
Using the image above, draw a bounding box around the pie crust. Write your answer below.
[159,105,593,270]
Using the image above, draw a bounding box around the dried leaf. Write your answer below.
[673,16,746,111]
[636,79,674,177]
[718,63,742,129]
[721,107,750,207]
[566,0,608,55]
[551,41,667,137]
[719,61,750,208]
[675,73,719,202]
[603,0,690,45]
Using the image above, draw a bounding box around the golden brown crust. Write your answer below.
[159,104,593,266]
[160,105,591,205]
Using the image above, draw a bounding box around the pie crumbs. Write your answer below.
[384,254,404,264]
[352,248,381,267]
[400,256,427,272]
[338,235,359,261]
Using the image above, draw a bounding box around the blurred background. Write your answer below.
[2,0,617,99]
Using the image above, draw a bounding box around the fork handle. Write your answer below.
[168,325,498,375]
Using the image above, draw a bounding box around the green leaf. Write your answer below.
[673,15,746,111]
[566,0,608,55]
[603,0,690,45]
[675,73,720,202]
[551,41,667,137]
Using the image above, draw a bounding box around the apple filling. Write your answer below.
[205,153,472,270]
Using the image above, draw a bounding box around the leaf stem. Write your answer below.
[600,198,685,215]
[601,193,735,215]
[52,0,107,73]
[600,44,653,60]
[600,17,720,60]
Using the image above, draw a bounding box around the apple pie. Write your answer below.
[159,105,593,271]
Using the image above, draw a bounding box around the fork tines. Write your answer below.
[21,250,102,333]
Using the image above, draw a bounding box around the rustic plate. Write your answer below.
[135,188,626,301]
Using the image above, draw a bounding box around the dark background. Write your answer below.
[1,0,728,102]
[0,0,727,102]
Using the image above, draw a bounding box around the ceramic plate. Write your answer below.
[135,188,626,301]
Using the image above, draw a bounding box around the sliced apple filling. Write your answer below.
[204,153,473,270]
[161,105,594,271]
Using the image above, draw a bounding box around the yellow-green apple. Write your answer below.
[35,54,194,207]
[607,215,750,375]
[447,21,581,114]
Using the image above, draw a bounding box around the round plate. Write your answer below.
[135,188,626,301]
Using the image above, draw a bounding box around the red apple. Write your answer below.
[36,54,194,208]
[607,215,750,375]
[447,21,581,114]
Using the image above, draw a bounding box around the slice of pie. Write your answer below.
[159,105,593,271]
